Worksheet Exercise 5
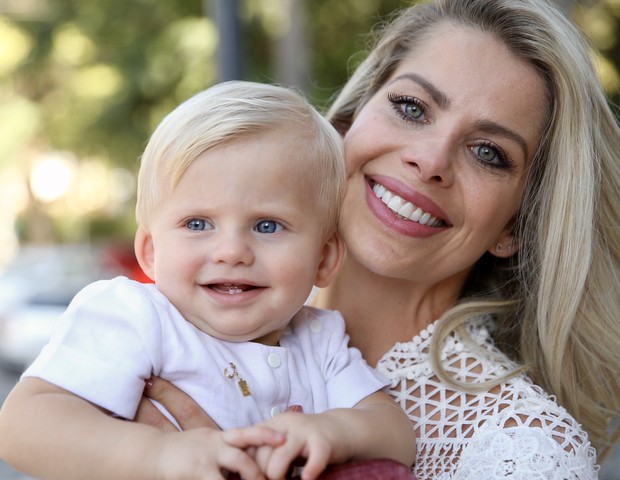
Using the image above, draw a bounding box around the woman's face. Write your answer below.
[341,23,548,288]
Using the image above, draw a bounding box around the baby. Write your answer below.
[0,81,416,480]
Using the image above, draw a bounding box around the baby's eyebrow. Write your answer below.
[388,73,450,110]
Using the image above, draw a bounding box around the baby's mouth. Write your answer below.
[371,182,448,227]
[209,283,257,294]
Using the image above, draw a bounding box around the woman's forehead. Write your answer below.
[387,24,548,152]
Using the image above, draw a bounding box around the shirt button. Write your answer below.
[310,319,322,332]
[268,352,281,368]
[270,406,281,417]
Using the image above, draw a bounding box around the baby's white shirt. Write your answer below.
[24,276,388,429]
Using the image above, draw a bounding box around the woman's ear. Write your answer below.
[134,226,155,281]
[314,232,345,288]
[488,229,519,259]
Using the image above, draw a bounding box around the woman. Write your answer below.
[139,0,620,477]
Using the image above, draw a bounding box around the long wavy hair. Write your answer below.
[327,0,620,459]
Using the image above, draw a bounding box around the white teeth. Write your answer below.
[372,183,443,226]
[397,202,414,218]
[387,196,404,211]
[374,184,387,197]
[411,207,423,222]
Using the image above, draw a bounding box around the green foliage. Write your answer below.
[0,0,617,245]
[2,0,412,172]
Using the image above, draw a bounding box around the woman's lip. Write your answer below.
[368,175,451,224]
[364,176,451,238]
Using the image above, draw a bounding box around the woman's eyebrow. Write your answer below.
[475,120,529,159]
[388,73,450,109]
[389,73,529,159]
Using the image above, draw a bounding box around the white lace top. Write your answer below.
[376,317,599,479]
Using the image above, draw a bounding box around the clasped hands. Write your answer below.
[136,376,340,480]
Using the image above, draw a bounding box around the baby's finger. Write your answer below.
[218,447,267,480]
[223,426,286,449]
[299,443,331,480]
[253,444,274,473]
[262,439,306,479]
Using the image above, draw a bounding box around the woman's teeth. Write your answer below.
[372,183,443,227]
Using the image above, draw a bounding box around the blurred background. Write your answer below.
[0,0,619,477]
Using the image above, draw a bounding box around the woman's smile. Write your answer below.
[372,183,443,227]
[370,179,450,228]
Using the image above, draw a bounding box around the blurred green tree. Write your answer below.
[0,0,617,247]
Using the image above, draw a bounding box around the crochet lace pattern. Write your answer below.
[376,317,598,479]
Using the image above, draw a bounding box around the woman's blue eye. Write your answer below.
[186,218,208,231]
[471,142,516,170]
[255,220,282,234]
[388,92,427,123]
[403,101,424,119]
[474,144,499,163]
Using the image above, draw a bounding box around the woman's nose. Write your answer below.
[210,231,255,266]
[402,136,455,187]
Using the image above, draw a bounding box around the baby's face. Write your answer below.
[146,129,328,345]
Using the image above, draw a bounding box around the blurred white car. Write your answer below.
[0,243,138,373]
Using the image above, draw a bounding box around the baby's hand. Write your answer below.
[252,412,343,480]
[154,426,285,480]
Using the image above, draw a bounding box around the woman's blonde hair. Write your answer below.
[136,81,345,237]
[328,0,620,458]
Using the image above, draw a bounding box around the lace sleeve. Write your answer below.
[454,425,598,480]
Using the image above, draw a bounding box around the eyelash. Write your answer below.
[388,92,428,124]
[387,91,515,171]
[471,141,516,171]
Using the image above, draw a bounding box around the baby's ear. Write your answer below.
[134,226,155,281]
[314,232,345,288]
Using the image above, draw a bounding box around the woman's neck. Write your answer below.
[313,255,464,366]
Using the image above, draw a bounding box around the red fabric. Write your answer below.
[313,458,416,479]
[228,458,416,479]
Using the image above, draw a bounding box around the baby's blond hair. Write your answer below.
[136,81,345,238]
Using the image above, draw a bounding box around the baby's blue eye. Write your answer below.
[186,218,208,231]
[255,220,282,234]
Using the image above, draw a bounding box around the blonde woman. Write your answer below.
[14,0,620,478]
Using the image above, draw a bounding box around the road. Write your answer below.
[0,366,618,479]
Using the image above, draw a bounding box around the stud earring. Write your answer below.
[496,243,504,253]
